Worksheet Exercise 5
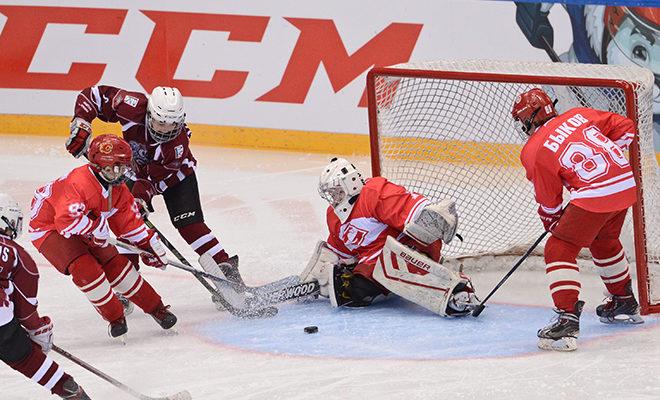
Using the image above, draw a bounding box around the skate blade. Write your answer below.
[161,327,179,336]
[123,303,135,317]
[537,337,577,352]
[599,314,644,325]
[113,334,127,345]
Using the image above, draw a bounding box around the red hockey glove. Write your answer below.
[23,315,54,353]
[400,233,442,262]
[66,117,93,158]
[137,230,168,269]
[131,179,156,216]
[538,205,562,232]
[87,213,109,247]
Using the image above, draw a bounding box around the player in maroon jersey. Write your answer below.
[32,134,176,339]
[64,86,244,307]
[300,158,478,317]
[512,88,644,351]
[0,193,91,399]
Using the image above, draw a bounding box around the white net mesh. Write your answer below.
[369,59,659,310]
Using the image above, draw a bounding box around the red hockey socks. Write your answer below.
[590,239,631,296]
[544,236,582,312]
[9,341,69,396]
[69,254,123,323]
[178,222,229,264]
[103,255,162,314]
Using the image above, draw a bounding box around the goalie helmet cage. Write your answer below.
[366,60,659,315]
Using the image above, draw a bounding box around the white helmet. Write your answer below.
[0,193,23,239]
[318,158,365,222]
[146,86,185,143]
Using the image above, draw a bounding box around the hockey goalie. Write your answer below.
[300,158,478,317]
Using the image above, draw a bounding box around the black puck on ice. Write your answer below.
[304,326,318,334]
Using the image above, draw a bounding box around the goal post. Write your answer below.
[366,60,659,315]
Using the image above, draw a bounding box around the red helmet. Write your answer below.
[88,134,133,184]
[511,88,557,137]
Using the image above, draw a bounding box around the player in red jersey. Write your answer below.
[300,158,478,316]
[0,193,91,399]
[512,88,644,351]
[64,86,244,306]
[30,134,176,339]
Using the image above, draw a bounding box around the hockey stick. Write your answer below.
[142,218,231,304]
[52,345,191,400]
[515,2,590,106]
[112,239,277,319]
[143,218,317,306]
[471,230,549,317]
[245,280,321,308]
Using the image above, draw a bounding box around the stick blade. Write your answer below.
[471,304,486,317]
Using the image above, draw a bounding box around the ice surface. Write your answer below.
[1,136,659,400]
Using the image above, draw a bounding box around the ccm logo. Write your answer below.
[173,211,196,222]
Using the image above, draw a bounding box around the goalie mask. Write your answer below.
[146,86,186,143]
[318,158,365,222]
[511,88,557,139]
[0,193,23,239]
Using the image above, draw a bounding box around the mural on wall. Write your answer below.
[515,2,659,150]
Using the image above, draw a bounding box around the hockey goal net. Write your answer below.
[366,60,659,315]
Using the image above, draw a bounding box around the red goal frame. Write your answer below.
[366,66,658,315]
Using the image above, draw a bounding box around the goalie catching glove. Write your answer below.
[404,198,459,245]
[299,241,355,298]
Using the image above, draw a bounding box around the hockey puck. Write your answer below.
[304,326,318,334]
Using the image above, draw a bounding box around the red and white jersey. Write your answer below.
[0,235,39,327]
[74,85,197,193]
[520,107,637,213]
[326,177,429,265]
[28,165,150,249]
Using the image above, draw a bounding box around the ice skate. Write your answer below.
[202,254,246,311]
[108,316,128,342]
[60,377,91,400]
[537,301,584,352]
[218,255,246,289]
[150,302,177,330]
[596,282,644,324]
[116,293,134,316]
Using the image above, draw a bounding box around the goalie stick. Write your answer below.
[112,239,278,319]
[245,280,321,308]
[141,219,254,313]
[143,218,319,306]
[52,345,191,400]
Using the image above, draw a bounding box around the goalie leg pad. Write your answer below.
[372,236,466,316]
